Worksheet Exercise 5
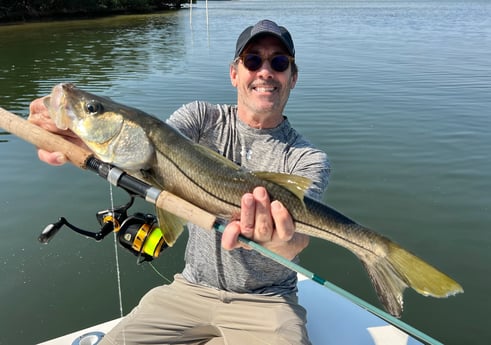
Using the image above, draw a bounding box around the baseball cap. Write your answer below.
[234,19,295,59]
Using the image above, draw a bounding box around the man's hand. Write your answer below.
[222,186,309,260]
[28,97,85,166]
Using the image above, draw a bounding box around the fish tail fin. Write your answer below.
[361,242,464,317]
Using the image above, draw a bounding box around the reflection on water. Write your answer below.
[0,1,490,344]
[0,13,187,115]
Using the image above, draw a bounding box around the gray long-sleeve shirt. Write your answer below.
[167,101,330,296]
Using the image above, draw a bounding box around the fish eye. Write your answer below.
[86,100,103,115]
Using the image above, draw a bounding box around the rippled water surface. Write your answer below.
[1,1,490,344]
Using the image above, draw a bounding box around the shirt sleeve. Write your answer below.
[292,148,330,201]
[166,101,205,142]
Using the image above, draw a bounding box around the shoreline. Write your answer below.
[0,1,186,25]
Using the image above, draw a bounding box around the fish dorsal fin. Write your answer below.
[155,207,187,247]
[193,143,242,170]
[253,172,312,201]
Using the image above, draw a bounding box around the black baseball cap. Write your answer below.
[234,19,295,59]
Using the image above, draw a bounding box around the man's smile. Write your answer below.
[251,83,279,93]
[254,86,276,92]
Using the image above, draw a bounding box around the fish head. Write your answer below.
[45,83,155,171]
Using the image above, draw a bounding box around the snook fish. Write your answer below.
[45,83,463,317]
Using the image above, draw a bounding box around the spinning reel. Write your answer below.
[39,193,167,263]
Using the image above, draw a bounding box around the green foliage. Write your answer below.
[0,0,185,21]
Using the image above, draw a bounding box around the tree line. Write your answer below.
[0,0,187,23]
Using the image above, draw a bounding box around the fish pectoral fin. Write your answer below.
[156,207,187,247]
[139,168,160,185]
[253,172,312,201]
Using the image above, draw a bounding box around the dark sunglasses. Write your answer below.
[238,53,294,72]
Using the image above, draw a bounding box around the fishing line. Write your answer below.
[148,262,172,284]
[109,184,124,318]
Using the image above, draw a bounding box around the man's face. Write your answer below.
[230,35,297,126]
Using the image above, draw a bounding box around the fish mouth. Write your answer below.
[45,83,77,130]
[50,84,65,110]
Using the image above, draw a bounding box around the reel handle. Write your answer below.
[38,218,66,244]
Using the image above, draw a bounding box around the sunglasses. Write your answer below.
[238,53,294,73]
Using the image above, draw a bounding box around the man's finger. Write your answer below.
[270,200,294,242]
[251,187,273,242]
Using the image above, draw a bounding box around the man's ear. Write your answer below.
[230,64,238,88]
[290,72,298,89]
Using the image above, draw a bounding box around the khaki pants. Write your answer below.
[100,274,311,345]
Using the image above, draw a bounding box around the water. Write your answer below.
[0,1,490,344]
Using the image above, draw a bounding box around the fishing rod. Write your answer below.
[0,107,441,345]
[81,157,442,345]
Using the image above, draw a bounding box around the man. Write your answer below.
[30,19,330,345]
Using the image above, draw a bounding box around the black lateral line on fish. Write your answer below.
[296,218,384,258]
[155,151,242,214]
[158,150,384,259]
